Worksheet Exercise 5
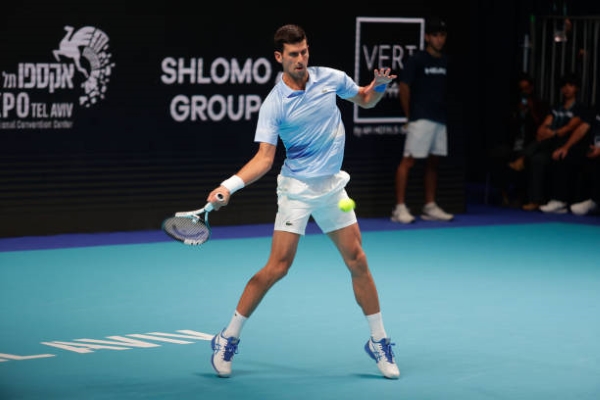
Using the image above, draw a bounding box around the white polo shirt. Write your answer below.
[255,66,359,179]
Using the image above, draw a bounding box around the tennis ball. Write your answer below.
[338,198,356,212]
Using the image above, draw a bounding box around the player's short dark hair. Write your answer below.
[274,24,307,53]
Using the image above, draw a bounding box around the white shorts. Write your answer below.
[274,171,357,235]
[404,119,448,158]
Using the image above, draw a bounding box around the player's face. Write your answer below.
[275,40,309,82]
[426,32,447,53]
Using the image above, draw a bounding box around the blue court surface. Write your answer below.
[1,204,599,400]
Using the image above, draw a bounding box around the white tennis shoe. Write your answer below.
[391,204,415,224]
[539,199,568,214]
[421,202,454,221]
[365,337,400,379]
[570,199,597,216]
[211,330,240,378]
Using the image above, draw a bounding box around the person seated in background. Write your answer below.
[517,73,585,211]
[569,107,600,216]
[539,103,592,213]
[488,73,548,206]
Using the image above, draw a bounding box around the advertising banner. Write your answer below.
[0,7,465,237]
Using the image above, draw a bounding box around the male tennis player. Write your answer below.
[206,24,399,379]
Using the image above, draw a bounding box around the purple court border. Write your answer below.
[1,203,598,252]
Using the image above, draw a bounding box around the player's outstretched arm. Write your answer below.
[350,67,397,109]
[208,142,276,209]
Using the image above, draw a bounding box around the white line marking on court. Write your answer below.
[1,329,214,363]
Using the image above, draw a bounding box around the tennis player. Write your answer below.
[206,24,400,379]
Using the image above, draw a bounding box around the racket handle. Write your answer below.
[205,192,225,212]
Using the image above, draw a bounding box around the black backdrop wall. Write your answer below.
[0,1,558,238]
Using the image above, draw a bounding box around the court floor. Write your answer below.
[1,204,599,400]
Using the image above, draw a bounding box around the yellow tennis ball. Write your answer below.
[338,198,356,212]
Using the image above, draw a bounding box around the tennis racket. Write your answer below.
[162,193,224,246]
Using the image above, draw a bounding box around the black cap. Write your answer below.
[425,17,447,34]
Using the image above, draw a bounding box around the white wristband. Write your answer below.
[220,175,245,194]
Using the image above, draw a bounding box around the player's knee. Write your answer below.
[265,261,292,282]
[346,250,368,275]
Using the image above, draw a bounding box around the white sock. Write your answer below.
[222,310,247,339]
[366,312,387,341]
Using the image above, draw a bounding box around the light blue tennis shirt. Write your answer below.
[255,66,359,179]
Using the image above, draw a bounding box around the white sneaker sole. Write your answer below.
[540,208,567,214]
[421,214,453,221]
[391,216,415,224]
[571,209,596,216]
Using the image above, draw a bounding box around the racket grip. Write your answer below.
[205,192,225,212]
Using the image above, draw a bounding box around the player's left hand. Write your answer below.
[373,67,397,85]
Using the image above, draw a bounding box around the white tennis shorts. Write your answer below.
[404,119,448,158]
[274,171,357,235]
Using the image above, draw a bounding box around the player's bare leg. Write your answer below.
[236,230,300,317]
[328,223,400,379]
[328,223,379,314]
[211,230,300,378]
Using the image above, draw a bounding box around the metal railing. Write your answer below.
[524,15,599,107]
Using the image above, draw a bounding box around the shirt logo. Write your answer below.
[424,67,446,75]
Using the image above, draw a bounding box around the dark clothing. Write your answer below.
[547,141,589,203]
[401,50,447,124]
[488,93,548,204]
[586,110,600,149]
[525,100,586,204]
[509,94,548,153]
[579,109,600,203]
[587,160,600,203]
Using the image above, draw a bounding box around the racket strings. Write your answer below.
[163,217,210,244]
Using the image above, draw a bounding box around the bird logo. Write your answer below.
[53,26,115,108]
